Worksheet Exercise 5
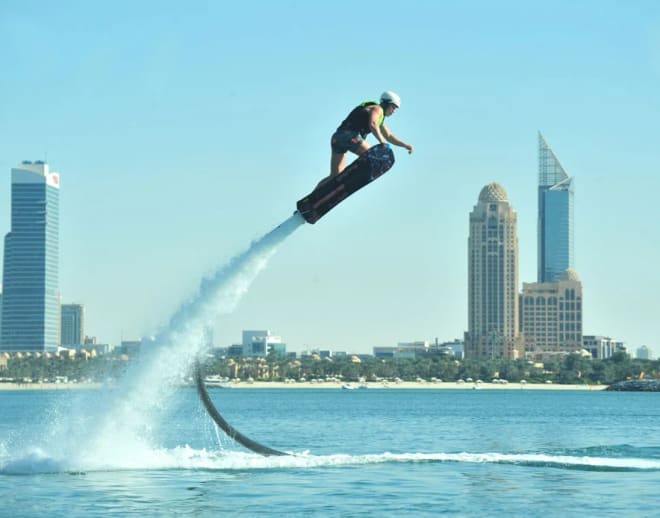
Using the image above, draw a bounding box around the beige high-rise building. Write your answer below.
[465,183,524,359]
[521,270,583,359]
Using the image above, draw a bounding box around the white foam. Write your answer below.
[4,447,660,475]
[2,213,305,473]
[81,213,305,462]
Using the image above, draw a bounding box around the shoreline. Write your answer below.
[0,382,102,391]
[211,381,608,391]
[0,381,607,391]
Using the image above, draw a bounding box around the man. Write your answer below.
[330,91,414,177]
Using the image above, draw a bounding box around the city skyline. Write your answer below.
[1,1,658,353]
[0,159,640,358]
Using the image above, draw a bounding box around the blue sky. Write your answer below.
[1,0,659,354]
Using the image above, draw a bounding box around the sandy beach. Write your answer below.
[219,381,608,391]
[0,381,607,391]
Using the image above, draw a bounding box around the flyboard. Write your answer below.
[195,144,396,456]
[296,143,395,223]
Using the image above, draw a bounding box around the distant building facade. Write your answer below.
[538,133,574,283]
[465,183,524,359]
[241,330,285,357]
[374,341,429,359]
[61,304,85,347]
[118,340,141,356]
[80,342,112,355]
[227,344,243,357]
[636,345,652,360]
[521,269,583,359]
[268,343,287,357]
[374,340,460,359]
[583,335,626,359]
[1,161,60,352]
[433,339,464,359]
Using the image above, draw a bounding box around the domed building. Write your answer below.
[478,182,508,203]
[465,183,524,360]
[560,268,580,282]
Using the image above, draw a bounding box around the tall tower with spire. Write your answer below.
[538,132,574,283]
[465,183,524,359]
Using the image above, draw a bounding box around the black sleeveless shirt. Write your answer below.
[336,101,381,137]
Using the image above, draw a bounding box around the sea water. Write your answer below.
[3,212,657,516]
[1,387,659,517]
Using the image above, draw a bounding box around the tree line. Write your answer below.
[2,351,658,386]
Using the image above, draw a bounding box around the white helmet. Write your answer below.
[380,90,401,108]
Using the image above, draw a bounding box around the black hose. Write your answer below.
[194,361,289,457]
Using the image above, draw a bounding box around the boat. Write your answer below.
[204,375,233,389]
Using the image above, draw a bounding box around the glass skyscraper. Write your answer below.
[1,161,60,352]
[61,303,85,347]
[538,132,574,283]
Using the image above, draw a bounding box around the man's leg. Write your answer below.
[334,141,370,175]
[318,133,371,188]
[330,151,346,177]
[352,141,370,160]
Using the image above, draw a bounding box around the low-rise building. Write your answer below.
[242,330,285,357]
[374,341,429,359]
[227,344,243,357]
[583,335,626,359]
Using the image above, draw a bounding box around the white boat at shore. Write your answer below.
[204,375,233,389]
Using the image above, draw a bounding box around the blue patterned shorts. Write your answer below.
[331,129,364,154]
